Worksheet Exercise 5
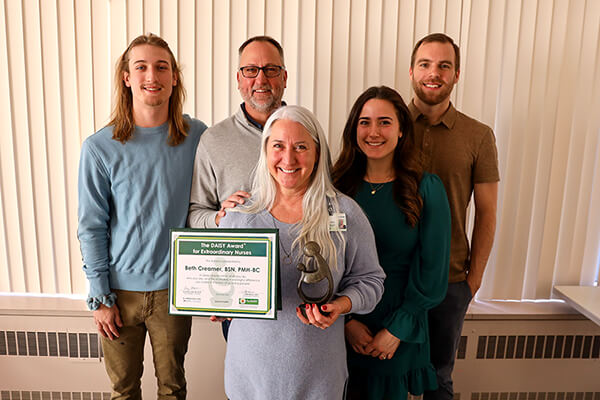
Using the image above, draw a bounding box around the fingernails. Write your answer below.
[321,305,328,311]
[296,307,299,313]
[305,304,310,309]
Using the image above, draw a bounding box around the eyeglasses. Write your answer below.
[239,65,285,78]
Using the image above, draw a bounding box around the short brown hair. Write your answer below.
[108,33,189,146]
[238,35,285,66]
[411,33,460,71]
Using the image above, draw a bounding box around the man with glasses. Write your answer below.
[188,35,287,230]
[188,36,287,337]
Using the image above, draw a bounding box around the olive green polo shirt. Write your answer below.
[408,100,500,282]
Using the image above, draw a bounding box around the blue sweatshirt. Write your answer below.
[77,116,207,305]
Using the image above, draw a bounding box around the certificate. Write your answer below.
[169,228,278,319]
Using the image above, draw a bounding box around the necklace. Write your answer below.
[271,215,294,264]
[365,172,394,195]
[368,182,385,195]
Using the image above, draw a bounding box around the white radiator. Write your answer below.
[1,304,599,399]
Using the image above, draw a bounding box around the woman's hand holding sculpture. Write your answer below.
[296,296,352,330]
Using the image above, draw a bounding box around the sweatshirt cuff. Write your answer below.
[337,287,363,314]
[86,292,117,311]
[85,272,112,300]
[207,211,219,228]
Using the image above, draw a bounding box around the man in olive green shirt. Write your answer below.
[408,33,500,400]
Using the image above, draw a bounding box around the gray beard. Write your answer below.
[246,96,279,114]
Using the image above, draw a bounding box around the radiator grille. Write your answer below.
[0,331,100,359]
[476,335,600,359]
[457,336,468,359]
[407,394,461,400]
[470,393,600,400]
[0,331,488,363]
[0,331,5,355]
[0,392,111,400]
[6,331,16,355]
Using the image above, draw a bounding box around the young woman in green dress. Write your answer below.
[332,86,451,400]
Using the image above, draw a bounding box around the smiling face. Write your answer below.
[238,41,287,118]
[266,119,318,196]
[356,98,402,166]
[409,41,459,107]
[123,44,176,112]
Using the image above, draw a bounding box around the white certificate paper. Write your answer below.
[169,229,278,319]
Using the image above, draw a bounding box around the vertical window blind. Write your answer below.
[0,0,598,302]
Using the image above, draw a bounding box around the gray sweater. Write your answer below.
[220,195,386,400]
[188,107,262,228]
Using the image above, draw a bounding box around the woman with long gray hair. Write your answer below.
[219,105,385,399]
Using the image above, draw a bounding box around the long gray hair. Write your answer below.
[240,105,344,267]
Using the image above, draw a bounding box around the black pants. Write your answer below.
[222,319,231,340]
[423,281,472,400]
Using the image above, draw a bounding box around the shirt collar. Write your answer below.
[408,99,457,130]
[241,103,264,130]
[240,101,287,131]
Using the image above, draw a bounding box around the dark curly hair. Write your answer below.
[332,86,423,227]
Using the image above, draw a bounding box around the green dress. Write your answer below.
[347,173,451,399]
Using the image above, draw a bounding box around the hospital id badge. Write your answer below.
[328,213,347,232]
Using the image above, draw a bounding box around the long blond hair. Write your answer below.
[108,33,189,146]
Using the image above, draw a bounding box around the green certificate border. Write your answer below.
[168,228,279,319]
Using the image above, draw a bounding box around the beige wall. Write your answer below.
[0,0,599,300]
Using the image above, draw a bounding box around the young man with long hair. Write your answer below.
[78,33,207,399]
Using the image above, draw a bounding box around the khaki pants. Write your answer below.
[101,289,192,400]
